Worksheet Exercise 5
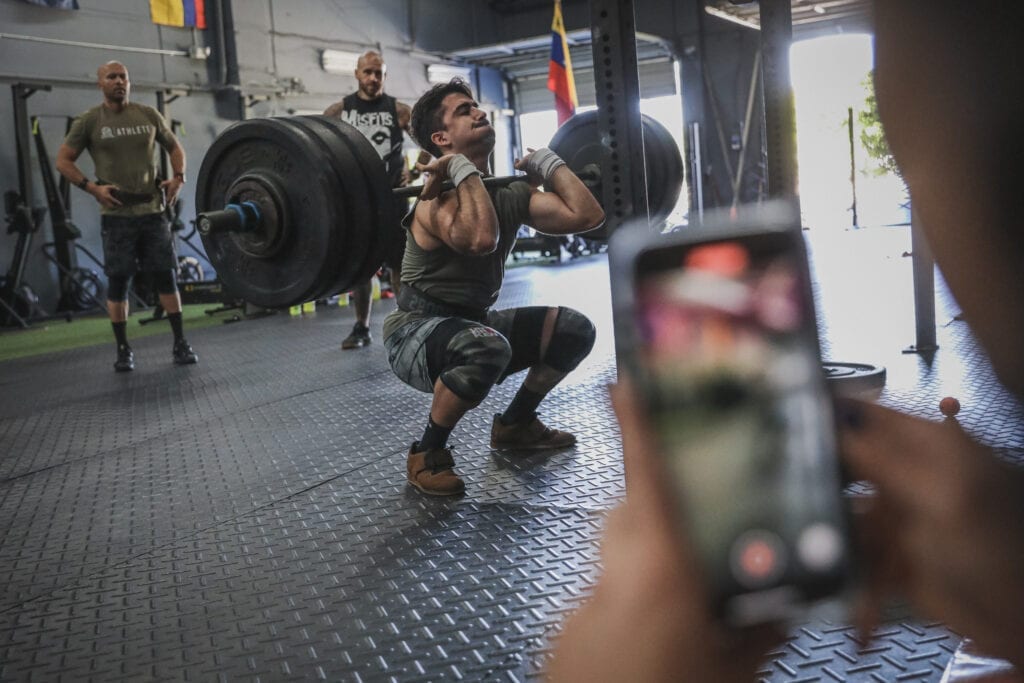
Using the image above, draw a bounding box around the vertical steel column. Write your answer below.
[12,84,38,205]
[847,107,859,228]
[156,90,171,180]
[689,122,704,221]
[904,205,938,353]
[590,0,649,235]
[758,0,799,208]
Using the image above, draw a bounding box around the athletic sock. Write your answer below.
[112,320,128,347]
[499,386,545,426]
[418,416,453,452]
[167,312,184,342]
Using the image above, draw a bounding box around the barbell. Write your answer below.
[195,110,683,309]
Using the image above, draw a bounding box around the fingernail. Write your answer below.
[835,398,865,430]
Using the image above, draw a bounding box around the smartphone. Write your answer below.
[610,202,851,626]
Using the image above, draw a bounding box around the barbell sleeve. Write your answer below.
[197,201,262,236]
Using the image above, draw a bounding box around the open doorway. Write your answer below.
[792,34,908,230]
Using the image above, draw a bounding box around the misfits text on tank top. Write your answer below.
[340,93,404,188]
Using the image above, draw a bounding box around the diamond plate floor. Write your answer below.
[1,227,1021,681]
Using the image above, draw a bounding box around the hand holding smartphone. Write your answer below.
[610,202,851,626]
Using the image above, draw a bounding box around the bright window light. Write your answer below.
[426,63,474,84]
[321,49,362,74]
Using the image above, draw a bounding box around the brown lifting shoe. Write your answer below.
[490,414,577,450]
[407,443,465,496]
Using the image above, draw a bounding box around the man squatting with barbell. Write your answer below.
[384,78,606,496]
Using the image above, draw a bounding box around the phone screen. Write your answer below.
[632,230,848,624]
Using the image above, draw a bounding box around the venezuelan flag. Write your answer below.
[547,0,578,126]
[150,0,206,29]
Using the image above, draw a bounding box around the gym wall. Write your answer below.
[1,0,768,316]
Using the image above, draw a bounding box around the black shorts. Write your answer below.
[101,213,176,278]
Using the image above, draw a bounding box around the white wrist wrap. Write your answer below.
[447,154,482,187]
[525,148,566,181]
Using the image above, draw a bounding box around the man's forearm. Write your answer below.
[447,178,499,254]
[169,145,186,178]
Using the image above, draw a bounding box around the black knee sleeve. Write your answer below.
[151,269,178,295]
[542,307,596,373]
[434,324,512,403]
[106,275,131,302]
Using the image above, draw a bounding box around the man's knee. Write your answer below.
[542,307,596,373]
[106,275,131,302]
[436,326,512,403]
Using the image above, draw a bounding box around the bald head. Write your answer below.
[97,61,127,80]
[97,61,130,108]
[354,51,386,100]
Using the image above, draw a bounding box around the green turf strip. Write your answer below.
[0,304,236,362]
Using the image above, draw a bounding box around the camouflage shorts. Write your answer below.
[100,213,175,278]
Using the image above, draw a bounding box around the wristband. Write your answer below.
[446,154,482,187]
[77,178,90,191]
[525,148,566,182]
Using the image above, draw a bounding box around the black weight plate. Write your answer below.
[260,118,351,303]
[640,114,684,225]
[284,116,371,297]
[314,116,400,288]
[823,361,887,400]
[196,118,341,308]
[550,110,684,236]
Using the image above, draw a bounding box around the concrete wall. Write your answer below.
[0,0,499,317]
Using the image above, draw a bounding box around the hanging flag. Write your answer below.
[547,0,578,126]
[150,0,207,29]
[18,0,79,8]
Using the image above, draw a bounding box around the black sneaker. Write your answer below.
[172,339,198,365]
[114,344,135,372]
[341,323,372,350]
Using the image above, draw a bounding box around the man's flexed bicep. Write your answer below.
[412,182,499,255]
[413,154,499,255]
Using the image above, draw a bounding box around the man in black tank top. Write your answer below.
[323,50,413,350]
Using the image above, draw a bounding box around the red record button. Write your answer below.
[740,539,776,578]
[730,531,786,587]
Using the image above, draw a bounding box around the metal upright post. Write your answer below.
[758,0,799,211]
[589,0,649,235]
[905,204,938,353]
[847,106,859,228]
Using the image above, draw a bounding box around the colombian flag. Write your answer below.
[150,0,206,29]
[547,0,578,126]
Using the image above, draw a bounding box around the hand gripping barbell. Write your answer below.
[194,111,683,309]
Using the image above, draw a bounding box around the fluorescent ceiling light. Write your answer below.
[321,49,361,74]
[426,63,474,84]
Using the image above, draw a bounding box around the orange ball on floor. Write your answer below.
[939,396,961,417]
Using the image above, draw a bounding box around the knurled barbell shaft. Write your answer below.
[199,167,601,230]
[393,166,601,199]
[392,174,522,199]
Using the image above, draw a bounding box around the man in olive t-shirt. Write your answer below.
[57,61,198,372]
